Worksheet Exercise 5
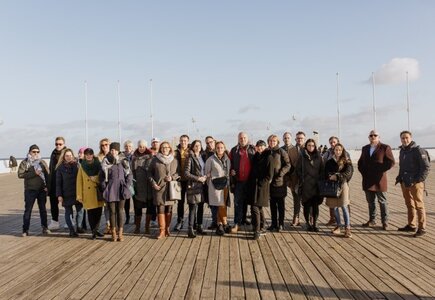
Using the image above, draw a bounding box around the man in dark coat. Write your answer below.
[358,130,395,230]
[48,137,66,230]
[173,134,190,231]
[229,132,256,232]
[396,131,430,237]
[287,131,305,226]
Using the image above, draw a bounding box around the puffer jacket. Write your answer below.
[396,141,430,187]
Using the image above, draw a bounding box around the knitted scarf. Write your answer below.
[81,157,101,177]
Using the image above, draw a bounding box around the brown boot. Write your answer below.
[344,226,352,238]
[157,214,165,239]
[165,213,172,237]
[144,214,151,235]
[111,227,117,242]
[118,227,124,242]
[134,216,141,234]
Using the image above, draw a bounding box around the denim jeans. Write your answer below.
[23,189,48,232]
[210,205,218,225]
[233,181,249,225]
[65,203,84,232]
[334,206,350,227]
[364,191,389,223]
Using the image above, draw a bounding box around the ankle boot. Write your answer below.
[111,227,117,242]
[118,227,124,242]
[144,214,151,235]
[165,213,172,237]
[134,216,141,234]
[157,214,166,239]
[344,226,352,238]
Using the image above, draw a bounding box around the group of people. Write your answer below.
[17,129,430,241]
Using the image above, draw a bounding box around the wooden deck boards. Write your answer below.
[0,164,434,299]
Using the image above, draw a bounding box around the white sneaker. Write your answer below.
[48,220,60,230]
[63,223,69,229]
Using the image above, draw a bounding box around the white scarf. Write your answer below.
[27,153,46,183]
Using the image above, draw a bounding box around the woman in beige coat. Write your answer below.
[205,141,231,235]
[76,148,105,239]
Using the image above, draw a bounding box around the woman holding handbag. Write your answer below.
[205,141,231,236]
[149,141,180,239]
[297,139,324,232]
[324,143,353,238]
[184,140,208,238]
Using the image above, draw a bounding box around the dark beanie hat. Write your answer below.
[83,148,94,155]
[256,140,266,147]
[29,144,40,152]
[110,142,121,152]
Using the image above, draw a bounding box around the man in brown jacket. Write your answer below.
[287,131,306,226]
[357,130,395,230]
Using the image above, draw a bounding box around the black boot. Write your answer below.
[188,226,196,238]
[196,224,207,235]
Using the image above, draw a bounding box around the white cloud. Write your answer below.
[238,105,260,114]
[370,57,420,85]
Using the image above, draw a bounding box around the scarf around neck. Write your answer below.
[27,153,46,183]
[81,157,101,177]
[156,153,174,165]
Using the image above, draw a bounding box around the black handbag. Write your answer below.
[318,179,342,198]
[211,176,228,190]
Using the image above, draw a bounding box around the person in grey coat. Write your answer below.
[184,140,208,238]
[100,142,133,242]
[149,141,180,239]
[55,148,82,237]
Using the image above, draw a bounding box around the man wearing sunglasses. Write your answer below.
[18,144,50,236]
[358,130,395,230]
[47,137,66,230]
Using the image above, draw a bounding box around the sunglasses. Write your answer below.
[369,134,378,137]
[31,150,40,153]
[55,143,64,146]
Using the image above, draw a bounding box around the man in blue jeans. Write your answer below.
[18,144,51,236]
[357,130,395,230]
[229,132,256,233]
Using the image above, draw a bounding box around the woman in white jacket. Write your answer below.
[205,141,231,235]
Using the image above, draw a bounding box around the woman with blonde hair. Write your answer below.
[205,141,231,235]
[149,141,180,239]
[56,148,82,237]
[98,138,112,234]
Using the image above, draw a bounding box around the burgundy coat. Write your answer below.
[357,143,395,192]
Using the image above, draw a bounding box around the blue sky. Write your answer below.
[1,1,434,158]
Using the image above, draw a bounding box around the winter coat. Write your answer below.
[184,152,206,204]
[149,156,180,206]
[229,144,255,182]
[357,143,395,192]
[205,154,231,207]
[18,159,49,191]
[269,146,291,198]
[100,158,133,203]
[131,149,154,203]
[288,145,303,190]
[396,141,430,187]
[48,148,64,197]
[76,166,104,210]
[248,150,274,207]
[324,157,354,208]
[56,162,79,206]
[296,150,324,205]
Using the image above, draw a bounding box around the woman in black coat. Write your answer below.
[56,148,81,237]
[297,139,324,232]
[184,140,208,238]
[249,140,274,240]
[267,134,291,232]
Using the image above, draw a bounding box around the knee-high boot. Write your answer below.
[157,214,165,239]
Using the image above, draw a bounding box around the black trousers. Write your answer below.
[124,198,131,221]
[49,195,59,222]
[270,196,285,227]
[188,202,205,228]
[87,207,103,231]
[108,200,125,228]
[176,181,188,223]
[291,189,301,217]
[251,205,265,232]
[303,201,320,226]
